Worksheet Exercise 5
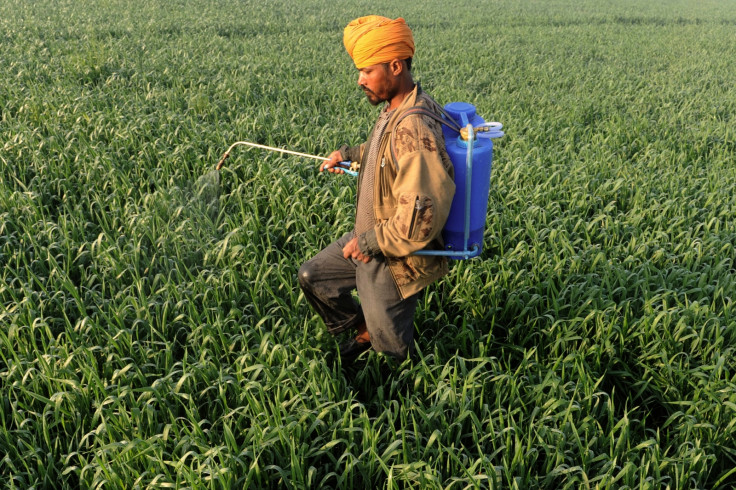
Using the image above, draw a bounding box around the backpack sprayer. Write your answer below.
[215,102,503,259]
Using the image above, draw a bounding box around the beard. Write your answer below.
[361,86,384,106]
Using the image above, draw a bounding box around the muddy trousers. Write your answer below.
[298,232,420,360]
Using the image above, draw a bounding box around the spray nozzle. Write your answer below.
[215,151,230,170]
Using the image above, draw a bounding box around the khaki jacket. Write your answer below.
[340,85,455,299]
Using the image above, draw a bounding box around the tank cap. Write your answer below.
[444,102,476,125]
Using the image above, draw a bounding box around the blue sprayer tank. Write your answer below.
[441,102,501,259]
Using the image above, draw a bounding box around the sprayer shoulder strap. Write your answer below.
[389,105,462,172]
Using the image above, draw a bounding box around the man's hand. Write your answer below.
[343,236,372,263]
[320,150,346,174]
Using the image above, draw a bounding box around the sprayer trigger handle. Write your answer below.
[334,161,358,177]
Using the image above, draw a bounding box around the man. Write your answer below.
[298,15,455,362]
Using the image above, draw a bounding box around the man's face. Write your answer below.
[357,63,394,106]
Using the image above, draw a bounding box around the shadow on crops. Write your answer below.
[596,360,671,426]
[338,353,414,411]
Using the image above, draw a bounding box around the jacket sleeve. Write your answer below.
[339,143,365,165]
[359,122,455,258]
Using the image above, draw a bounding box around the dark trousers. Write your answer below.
[298,232,420,360]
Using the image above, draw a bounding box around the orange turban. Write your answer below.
[343,16,415,69]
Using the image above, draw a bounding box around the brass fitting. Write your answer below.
[459,126,490,141]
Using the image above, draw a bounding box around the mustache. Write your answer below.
[360,85,375,95]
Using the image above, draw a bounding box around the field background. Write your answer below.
[2,0,736,488]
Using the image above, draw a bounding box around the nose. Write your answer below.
[357,71,366,86]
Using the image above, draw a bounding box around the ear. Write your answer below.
[388,59,404,76]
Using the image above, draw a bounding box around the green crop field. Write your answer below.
[2,0,735,488]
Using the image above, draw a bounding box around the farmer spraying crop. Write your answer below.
[298,16,456,362]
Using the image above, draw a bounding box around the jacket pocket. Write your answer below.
[397,193,435,242]
[377,150,396,208]
[387,256,419,287]
[408,197,419,235]
[410,196,435,241]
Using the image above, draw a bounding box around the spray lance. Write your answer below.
[215,141,358,176]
